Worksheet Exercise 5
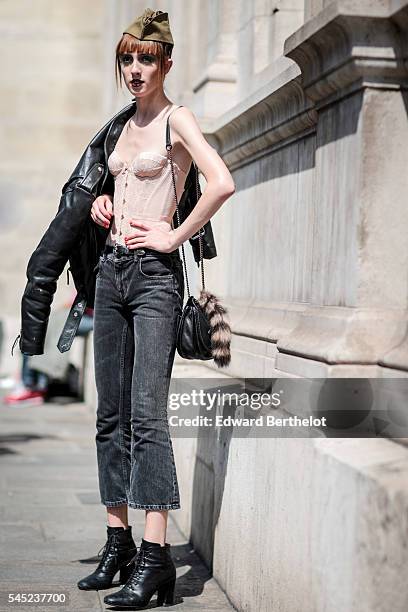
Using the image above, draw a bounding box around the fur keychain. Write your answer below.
[198,290,232,367]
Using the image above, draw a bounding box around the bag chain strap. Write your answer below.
[166,128,205,299]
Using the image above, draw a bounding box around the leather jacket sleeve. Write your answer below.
[16,103,127,356]
[15,101,219,357]
[19,164,104,355]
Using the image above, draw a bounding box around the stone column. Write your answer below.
[0,0,107,374]
[238,0,304,95]
[304,0,325,20]
[192,0,238,118]
[277,0,408,370]
[159,0,201,108]
[268,0,305,65]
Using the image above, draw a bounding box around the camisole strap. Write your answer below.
[166,105,184,149]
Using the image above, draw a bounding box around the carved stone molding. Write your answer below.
[224,298,408,370]
[380,329,408,370]
[277,305,408,365]
[208,65,318,172]
[284,0,408,105]
[200,1,408,374]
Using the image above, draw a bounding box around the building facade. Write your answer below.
[2,1,408,610]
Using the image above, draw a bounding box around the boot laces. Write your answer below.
[126,547,147,586]
[97,532,119,568]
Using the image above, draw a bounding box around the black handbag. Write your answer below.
[166,113,231,368]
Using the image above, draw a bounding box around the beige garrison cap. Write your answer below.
[124,8,174,45]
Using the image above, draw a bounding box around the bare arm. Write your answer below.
[126,106,235,252]
[167,106,235,249]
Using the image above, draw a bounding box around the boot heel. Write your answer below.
[157,577,176,606]
[119,562,134,584]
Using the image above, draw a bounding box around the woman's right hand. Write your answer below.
[91,194,113,228]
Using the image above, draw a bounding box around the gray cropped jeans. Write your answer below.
[93,244,184,510]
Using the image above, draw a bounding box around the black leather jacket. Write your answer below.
[14,101,217,356]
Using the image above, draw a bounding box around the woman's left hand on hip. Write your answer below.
[125,220,177,253]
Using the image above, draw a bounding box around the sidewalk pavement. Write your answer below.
[0,392,235,612]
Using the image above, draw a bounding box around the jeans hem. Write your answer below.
[103,500,128,507]
[127,501,181,510]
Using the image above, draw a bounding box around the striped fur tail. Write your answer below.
[198,290,231,368]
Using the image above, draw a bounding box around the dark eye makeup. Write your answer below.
[119,53,156,66]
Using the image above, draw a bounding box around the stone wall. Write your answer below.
[198,0,408,379]
[2,2,408,610]
[166,1,408,610]
[0,0,107,374]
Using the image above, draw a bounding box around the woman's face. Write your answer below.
[119,51,170,96]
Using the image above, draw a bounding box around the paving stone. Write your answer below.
[0,399,234,611]
[0,562,98,584]
[0,504,107,523]
[2,489,80,507]
[41,522,106,542]
[3,478,98,490]
[0,523,44,543]
[0,538,105,563]
[75,491,101,505]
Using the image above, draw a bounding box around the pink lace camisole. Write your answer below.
[105,106,189,248]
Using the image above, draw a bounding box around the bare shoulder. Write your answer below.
[167,105,233,188]
[171,105,198,125]
[169,106,203,145]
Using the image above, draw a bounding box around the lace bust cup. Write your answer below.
[105,106,189,248]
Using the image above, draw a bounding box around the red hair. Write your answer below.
[115,33,173,88]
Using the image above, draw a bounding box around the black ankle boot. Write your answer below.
[77,526,137,591]
[103,538,176,608]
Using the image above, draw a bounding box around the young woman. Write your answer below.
[76,8,235,609]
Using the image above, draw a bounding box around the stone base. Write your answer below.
[169,368,408,612]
